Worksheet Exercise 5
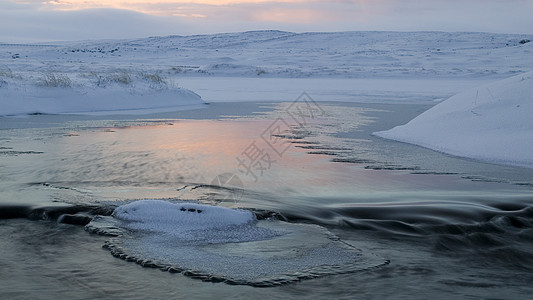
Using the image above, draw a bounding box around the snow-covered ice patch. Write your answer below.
[87,200,388,286]
[375,71,533,168]
[112,200,273,244]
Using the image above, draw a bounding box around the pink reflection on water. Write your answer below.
[54,117,525,205]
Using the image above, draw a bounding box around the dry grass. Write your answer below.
[37,72,72,88]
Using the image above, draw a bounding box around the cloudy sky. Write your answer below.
[1,0,532,42]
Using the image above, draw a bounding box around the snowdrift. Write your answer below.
[375,71,533,168]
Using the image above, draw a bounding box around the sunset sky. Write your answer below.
[1,0,532,42]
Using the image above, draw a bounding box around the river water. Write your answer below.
[1,102,532,299]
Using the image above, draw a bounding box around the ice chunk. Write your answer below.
[88,200,388,286]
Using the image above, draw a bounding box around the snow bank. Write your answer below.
[0,88,203,116]
[0,70,204,116]
[374,71,533,168]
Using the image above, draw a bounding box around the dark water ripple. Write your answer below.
[273,197,533,272]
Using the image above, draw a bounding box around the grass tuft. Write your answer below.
[37,72,72,88]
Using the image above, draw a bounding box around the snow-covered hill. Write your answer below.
[1,30,532,115]
[375,71,533,168]
[2,31,532,79]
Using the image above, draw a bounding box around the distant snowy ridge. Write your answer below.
[2,31,533,79]
[374,71,533,168]
[0,68,204,115]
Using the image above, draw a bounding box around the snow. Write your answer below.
[4,31,532,80]
[2,31,533,115]
[174,77,491,103]
[0,67,204,116]
[112,200,274,244]
[114,199,255,231]
[374,71,533,168]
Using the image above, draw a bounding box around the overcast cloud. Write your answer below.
[1,0,532,42]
